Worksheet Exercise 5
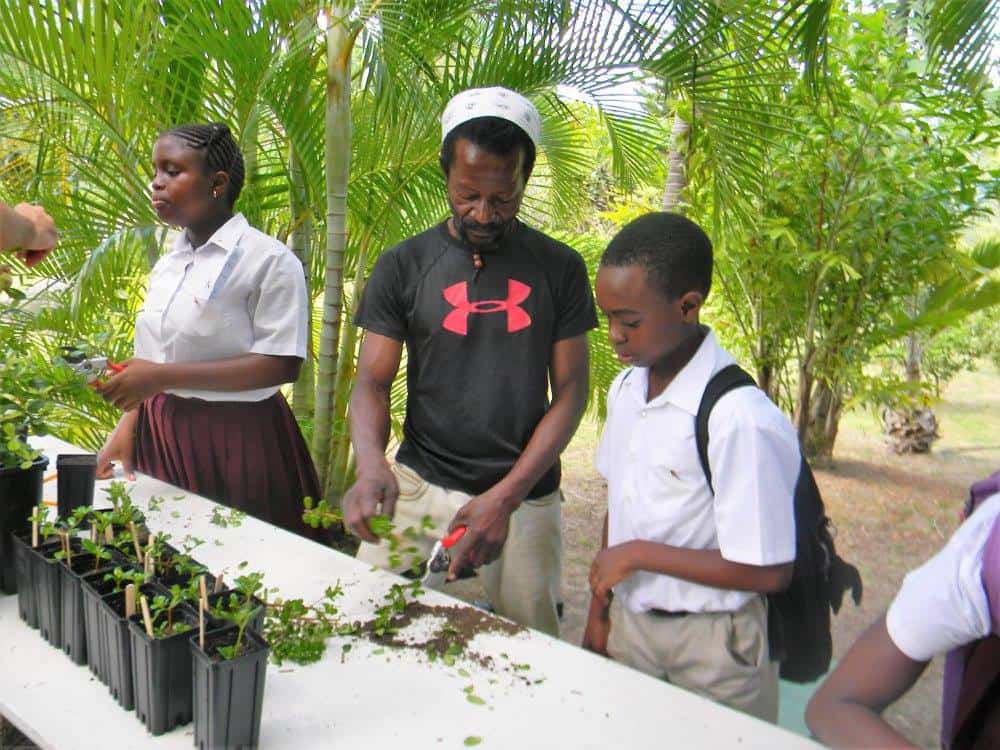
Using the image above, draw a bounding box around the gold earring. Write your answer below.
[212,189,219,199]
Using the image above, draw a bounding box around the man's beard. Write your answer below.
[449,206,515,250]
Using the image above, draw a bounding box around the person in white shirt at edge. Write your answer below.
[95,123,326,543]
[583,212,799,723]
[806,490,999,748]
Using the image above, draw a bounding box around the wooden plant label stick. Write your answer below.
[90,525,97,544]
[31,514,38,549]
[104,524,114,544]
[199,575,208,608]
[144,549,153,577]
[125,584,136,618]
[214,575,224,594]
[199,599,205,651]
[139,594,154,638]
[128,521,142,559]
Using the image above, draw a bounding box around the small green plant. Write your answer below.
[81,538,113,573]
[209,505,246,528]
[103,566,148,592]
[147,495,165,513]
[147,585,194,638]
[302,496,342,529]
[265,583,354,665]
[103,481,143,528]
[212,571,267,660]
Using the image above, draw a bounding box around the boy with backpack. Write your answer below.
[582,212,802,721]
[806,473,999,749]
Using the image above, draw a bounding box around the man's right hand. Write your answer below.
[342,463,400,543]
[581,598,611,656]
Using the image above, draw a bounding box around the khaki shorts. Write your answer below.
[607,595,779,722]
[356,462,563,637]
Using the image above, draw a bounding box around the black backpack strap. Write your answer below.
[695,364,757,493]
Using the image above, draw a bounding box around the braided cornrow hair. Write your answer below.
[162,122,245,205]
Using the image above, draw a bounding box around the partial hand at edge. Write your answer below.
[341,463,400,544]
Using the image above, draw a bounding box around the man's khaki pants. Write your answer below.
[607,595,779,722]
[356,462,562,637]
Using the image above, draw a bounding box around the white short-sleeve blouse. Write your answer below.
[134,213,309,402]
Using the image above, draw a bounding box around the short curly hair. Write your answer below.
[601,212,713,300]
[161,122,245,205]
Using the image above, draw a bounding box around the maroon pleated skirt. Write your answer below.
[135,392,328,544]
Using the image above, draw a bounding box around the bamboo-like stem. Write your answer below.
[312,4,354,488]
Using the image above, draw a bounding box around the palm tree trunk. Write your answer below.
[312,5,353,490]
[288,143,315,421]
[662,113,691,211]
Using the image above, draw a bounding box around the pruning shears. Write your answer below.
[421,526,467,591]
[69,356,126,384]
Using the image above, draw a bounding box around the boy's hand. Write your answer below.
[581,598,611,656]
[589,542,635,607]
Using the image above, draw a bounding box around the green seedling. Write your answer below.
[302,496,342,529]
[103,566,148,593]
[80,538,113,573]
[212,573,266,660]
[209,505,245,528]
[147,584,194,638]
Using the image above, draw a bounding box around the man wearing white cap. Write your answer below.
[343,87,596,636]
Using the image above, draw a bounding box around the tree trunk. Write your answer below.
[804,381,841,463]
[662,113,690,211]
[288,143,315,422]
[312,6,353,491]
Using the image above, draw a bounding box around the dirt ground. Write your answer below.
[445,364,1000,749]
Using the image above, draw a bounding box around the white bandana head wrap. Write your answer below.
[440,87,541,146]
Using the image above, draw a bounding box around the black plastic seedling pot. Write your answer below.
[191,626,269,750]
[129,601,199,735]
[97,581,161,709]
[56,453,97,522]
[11,531,51,628]
[60,549,123,665]
[0,455,48,594]
[34,537,82,648]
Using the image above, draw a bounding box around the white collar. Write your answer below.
[172,213,249,256]
[624,328,724,415]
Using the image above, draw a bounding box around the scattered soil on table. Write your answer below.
[357,600,525,673]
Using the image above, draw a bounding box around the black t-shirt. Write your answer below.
[354,220,597,498]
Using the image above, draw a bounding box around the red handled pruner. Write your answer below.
[71,357,126,384]
[421,526,467,590]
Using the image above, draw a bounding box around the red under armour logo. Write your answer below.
[442,279,532,335]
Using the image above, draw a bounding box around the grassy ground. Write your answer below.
[450,361,1000,748]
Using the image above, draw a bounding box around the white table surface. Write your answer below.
[0,436,818,749]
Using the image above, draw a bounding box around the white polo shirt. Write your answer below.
[596,329,799,614]
[134,213,309,402]
[886,492,998,661]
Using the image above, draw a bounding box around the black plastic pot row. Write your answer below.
[9,525,269,747]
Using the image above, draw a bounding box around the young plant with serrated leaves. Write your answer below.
[80,538,113,573]
[302,496,341,529]
[103,566,148,593]
[264,582,354,666]
[147,585,193,638]
[213,572,267,661]
[103,481,144,528]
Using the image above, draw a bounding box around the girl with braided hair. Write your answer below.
[95,122,326,542]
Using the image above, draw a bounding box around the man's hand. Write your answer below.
[95,358,164,411]
[342,463,400,543]
[446,490,520,579]
[11,203,58,265]
[589,542,636,607]
[581,597,611,656]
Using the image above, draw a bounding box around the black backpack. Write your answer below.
[695,364,863,683]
